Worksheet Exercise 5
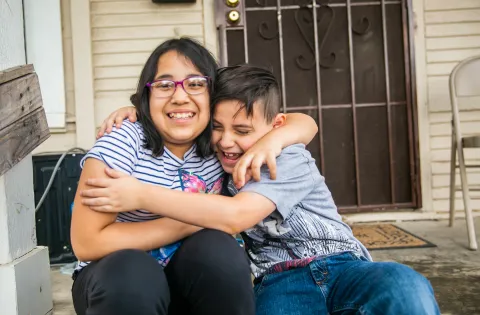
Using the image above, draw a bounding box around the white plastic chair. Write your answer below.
[449,55,480,251]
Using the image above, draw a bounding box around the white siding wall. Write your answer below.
[33,0,77,154]
[90,0,208,127]
[425,0,480,214]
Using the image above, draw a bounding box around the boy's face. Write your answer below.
[212,100,280,174]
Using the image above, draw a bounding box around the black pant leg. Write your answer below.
[72,249,170,315]
[165,229,255,315]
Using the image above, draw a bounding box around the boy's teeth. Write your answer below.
[169,112,194,119]
[224,152,240,158]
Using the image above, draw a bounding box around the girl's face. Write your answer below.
[149,50,210,158]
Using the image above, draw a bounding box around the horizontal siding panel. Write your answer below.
[95,90,135,100]
[426,23,480,37]
[433,199,480,212]
[92,24,203,41]
[427,48,480,63]
[95,78,138,92]
[430,110,480,123]
[91,1,202,14]
[433,187,480,199]
[91,12,202,28]
[433,172,480,188]
[94,66,142,79]
[425,9,480,24]
[425,0,480,11]
[432,162,480,175]
[426,36,480,51]
[431,148,480,162]
[430,136,451,150]
[93,37,203,54]
[95,96,133,127]
[427,76,480,112]
[427,76,450,112]
[430,121,479,136]
[427,62,457,76]
[94,52,151,67]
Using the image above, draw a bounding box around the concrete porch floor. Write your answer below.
[50,217,480,315]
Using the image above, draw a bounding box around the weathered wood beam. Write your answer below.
[0,64,34,85]
[0,107,50,176]
[0,73,43,131]
[0,64,50,176]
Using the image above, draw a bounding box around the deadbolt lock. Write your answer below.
[227,10,240,24]
[226,0,239,7]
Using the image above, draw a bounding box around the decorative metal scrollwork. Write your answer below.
[352,16,371,35]
[258,21,279,40]
[295,4,336,70]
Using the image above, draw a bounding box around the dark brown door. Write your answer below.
[216,0,421,213]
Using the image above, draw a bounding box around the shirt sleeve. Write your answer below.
[80,122,140,175]
[239,144,315,220]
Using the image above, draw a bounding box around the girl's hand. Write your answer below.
[97,106,138,139]
[80,168,143,213]
[232,136,281,189]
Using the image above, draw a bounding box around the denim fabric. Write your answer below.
[254,252,440,315]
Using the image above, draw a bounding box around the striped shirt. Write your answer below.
[75,121,224,272]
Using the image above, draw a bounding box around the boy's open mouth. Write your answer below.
[167,112,196,120]
[220,151,242,162]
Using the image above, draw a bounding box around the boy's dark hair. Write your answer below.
[211,65,281,122]
[130,37,218,158]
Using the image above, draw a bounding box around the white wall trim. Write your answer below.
[24,0,66,129]
[70,0,96,150]
[0,0,26,70]
[203,0,219,60]
[412,0,433,211]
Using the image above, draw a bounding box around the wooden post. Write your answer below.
[0,65,53,315]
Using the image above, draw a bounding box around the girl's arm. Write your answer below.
[82,173,276,235]
[139,187,275,235]
[71,158,201,261]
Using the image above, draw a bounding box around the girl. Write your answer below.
[71,38,318,315]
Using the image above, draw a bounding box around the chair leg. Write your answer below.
[457,143,478,250]
[449,133,457,227]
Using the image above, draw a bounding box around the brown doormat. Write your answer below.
[351,224,436,250]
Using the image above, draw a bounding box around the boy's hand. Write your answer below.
[97,106,137,139]
[233,136,280,189]
[80,167,143,213]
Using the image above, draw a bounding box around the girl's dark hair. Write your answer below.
[130,37,218,158]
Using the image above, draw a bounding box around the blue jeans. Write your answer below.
[254,252,440,315]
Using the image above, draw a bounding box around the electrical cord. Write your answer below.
[35,147,87,213]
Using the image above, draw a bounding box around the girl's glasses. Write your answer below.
[146,76,209,98]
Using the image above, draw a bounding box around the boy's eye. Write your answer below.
[236,130,250,135]
[212,125,222,130]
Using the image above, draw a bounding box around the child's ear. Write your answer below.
[272,113,287,129]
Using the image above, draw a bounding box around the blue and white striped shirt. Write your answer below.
[75,121,224,271]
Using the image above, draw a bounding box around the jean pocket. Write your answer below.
[253,274,271,296]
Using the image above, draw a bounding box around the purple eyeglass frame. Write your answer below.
[145,76,210,96]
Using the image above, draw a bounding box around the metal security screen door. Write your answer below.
[216,0,421,213]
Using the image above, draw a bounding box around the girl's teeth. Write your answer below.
[169,113,194,119]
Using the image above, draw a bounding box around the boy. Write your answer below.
[82,65,440,315]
